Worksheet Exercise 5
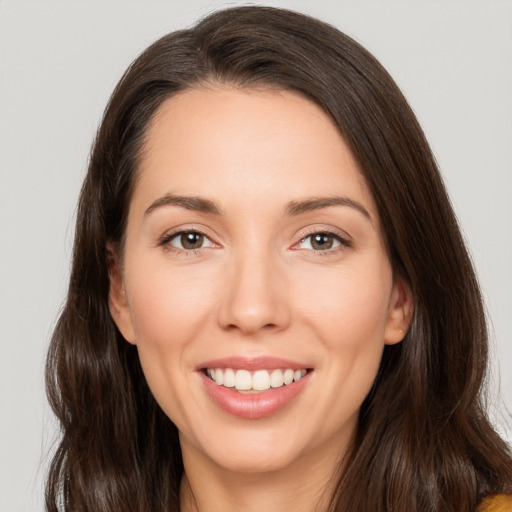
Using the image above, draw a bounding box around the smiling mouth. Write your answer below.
[204,368,309,393]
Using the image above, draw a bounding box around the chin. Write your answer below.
[211,448,300,474]
[183,424,309,475]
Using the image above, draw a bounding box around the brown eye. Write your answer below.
[310,233,334,250]
[166,231,215,251]
[180,232,204,249]
[296,232,347,252]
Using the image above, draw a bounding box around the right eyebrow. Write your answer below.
[144,194,224,216]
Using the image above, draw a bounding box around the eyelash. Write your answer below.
[294,230,352,256]
[159,229,216,254]
[158,229,352,255]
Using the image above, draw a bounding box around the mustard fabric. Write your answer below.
[478,494,512,512]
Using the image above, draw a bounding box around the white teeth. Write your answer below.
[283,368,294,385]
[270,369,284,388]
[207,368,308,391]
[253,370,271,390]
[234,370,252,390]
[223,368,235,388]
[294,369,306,382]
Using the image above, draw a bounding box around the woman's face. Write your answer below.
[110,86,412,476]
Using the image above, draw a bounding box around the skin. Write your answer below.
[109,86,413,512]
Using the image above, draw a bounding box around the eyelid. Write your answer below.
[157,224,351,253]
[158,225,220,251]
[170,232,215,250]
[291,226,352,251]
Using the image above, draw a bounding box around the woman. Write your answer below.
[45,6,512,511]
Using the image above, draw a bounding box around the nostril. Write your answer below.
[224,321,280,334]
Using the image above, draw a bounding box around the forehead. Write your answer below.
[133,85,376,216]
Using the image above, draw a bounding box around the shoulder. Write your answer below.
[478,495,512,512]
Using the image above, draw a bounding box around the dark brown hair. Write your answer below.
[46,6,512,511]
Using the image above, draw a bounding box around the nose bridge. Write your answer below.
[218,240,289,335]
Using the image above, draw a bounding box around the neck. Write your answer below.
[179,440,347,512]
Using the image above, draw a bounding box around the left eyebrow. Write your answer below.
[285,196,372,221]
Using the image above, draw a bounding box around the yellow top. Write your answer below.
[478,495,512,512]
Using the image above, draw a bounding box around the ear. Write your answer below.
[106,242,137,345]
[384,276,414,345]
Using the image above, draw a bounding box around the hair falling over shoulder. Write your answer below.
[45,6,512,511]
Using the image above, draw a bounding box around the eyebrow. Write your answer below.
[144,193,371,221]
[145,194,223,216]
[286,196,372,221]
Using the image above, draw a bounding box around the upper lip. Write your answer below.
[197,356,311,372]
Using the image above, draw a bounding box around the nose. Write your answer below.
[217,248,291,336]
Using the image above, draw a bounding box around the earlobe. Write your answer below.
[106,242,137,345]
[384,277,414,345]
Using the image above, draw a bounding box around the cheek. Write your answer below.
[127,260,215,345]
[123,261,217,414]
[293,261,392,435]
[295,258,393,346]
[297,259,392,391]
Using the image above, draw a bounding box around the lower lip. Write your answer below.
[200,371,311,419]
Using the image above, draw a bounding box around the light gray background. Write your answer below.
[1,1,511,510]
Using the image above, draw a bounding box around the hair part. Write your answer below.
[46,6,512,511]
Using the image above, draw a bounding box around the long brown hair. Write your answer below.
[46,6,512,511]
